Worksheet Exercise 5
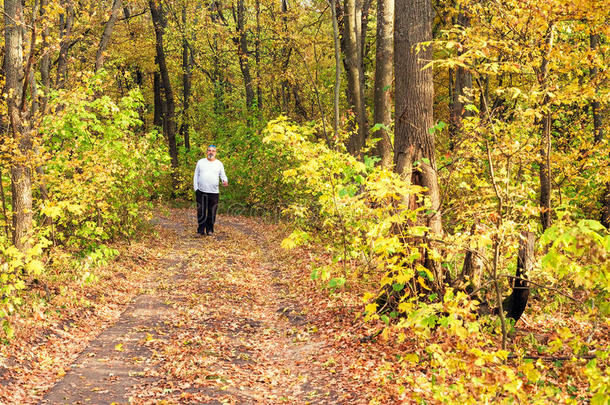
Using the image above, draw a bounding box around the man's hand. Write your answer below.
[222,180,228,187]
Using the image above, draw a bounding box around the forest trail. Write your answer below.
[40,208,350,404]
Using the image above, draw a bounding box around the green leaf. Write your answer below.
[328,277,346,288]
[464,104,479,113]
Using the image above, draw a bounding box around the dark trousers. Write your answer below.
[196,190,219,234]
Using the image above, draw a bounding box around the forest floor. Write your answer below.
[0,207,391,404]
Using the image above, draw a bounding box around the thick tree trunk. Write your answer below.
[372,0,393,167]
[95,0,123,72]
[236,0,255,110]
[394,0,442,236]
[343,0,367,155]
[4,0,33,250]
[181,4,192,150]
[394,0,443,293]
[56,0,75,88]
[150,0,178,169]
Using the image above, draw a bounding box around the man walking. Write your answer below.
[193,145,228,235]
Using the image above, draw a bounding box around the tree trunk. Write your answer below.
[236,0,255,111]
[4,0,33,250]
[181,4,192,150]
[590,33,603,144]
[39,0,51,111]
[538,25,555,231]
[0,168,10,239]
[330,0,341,138]
[359,0,371,91]
[150,0,178,169]
[539,111,552,231]
[56,0,75,88]
[209,2,226,116]
[255,0,262,111]
[343,0,367,155]
[279,0,292,115]
[394,0,442,236]
[95,0,123,72]
[449,11,473,150]
[601,184,610,229]
[589,32,608,228]
[372,0,393,167]
[502,231,534,323]
[153,71,164,128]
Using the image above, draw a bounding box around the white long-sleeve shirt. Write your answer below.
[193,158,228,193]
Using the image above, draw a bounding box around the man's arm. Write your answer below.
[219,162,228,186]
[193,161,200,191]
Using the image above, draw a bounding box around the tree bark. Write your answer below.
[0,167,10,239]
[601,184,610,229]
[39,0,51,111]
[359,0,371,92]
[372,0,393,167]
[343,0,367,155]
[255,0,262,111]
[394,0,442,236]
[330,0,341,138]
[153,71,164,128]
[539,111,552,231]
[56,0,75,88]
[150,0,178,169]
[235,0,255,111]
[209,1,227,115]
[590,33,603,144]
[4,0,33,250]
[589,32,609,228]
[95,0,123,72]
[449,10,473,150]
[181,3,192,150]
[538,24,555,231]
[502,231,534,323]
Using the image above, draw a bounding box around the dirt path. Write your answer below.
[41,209,348,404]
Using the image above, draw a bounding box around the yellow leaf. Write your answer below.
[114,343,124,352]
[281,237,296,250]
[403,353,419,363]
[25,260,45,276]
[417,277,431,291]
[365,303,378,315]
